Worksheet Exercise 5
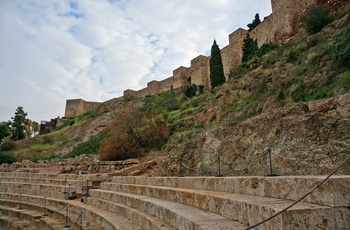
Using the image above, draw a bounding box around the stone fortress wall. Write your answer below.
[124,0,318,99]
[64,0,348,117]
[64,99,101,118]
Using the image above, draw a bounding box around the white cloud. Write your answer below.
[0,0,271,122]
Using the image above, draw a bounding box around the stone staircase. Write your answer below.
[0,172,349,229]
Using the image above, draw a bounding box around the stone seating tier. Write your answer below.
[0,172,102,181]
[0,182,78,199]
[0,193,142,230]
[1,173,349,229]
[90,187,347,229]
[112,175,350,207]
[88,189,250,230]
[0,204,74,230]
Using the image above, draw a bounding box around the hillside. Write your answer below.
[1,7,350,176]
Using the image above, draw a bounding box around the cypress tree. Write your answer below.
[247,13,261,32]
[210,40,226,89]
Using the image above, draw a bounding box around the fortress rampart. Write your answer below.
[65,0,348,117]
[122,0,328,98]
[64,99,101,118]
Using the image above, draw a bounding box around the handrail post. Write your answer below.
[266,148,279,176]
[42,196,48,216]
[18,193,23,210]
[64,203,70,228]
[80,209,83,230]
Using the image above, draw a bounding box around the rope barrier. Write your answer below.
[30,195,46,204]
[245,154,350,230]
[74,211,82,224]
[304,148,349,162]
[181,163,198,171]
[53,202,68,212]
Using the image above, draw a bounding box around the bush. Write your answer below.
[307,35,322,48]
[28,152,49,163]
[1,138,16,151]
[333,26,350,68]
[228,65,249,79]
[301,5,332,34]
[284,47,303,62]
[99,110,171,161]
[0,151,16,164]
[42,135,54,144]
[184,85,198,98]
[291,83,306,102]
[262,51,279,68]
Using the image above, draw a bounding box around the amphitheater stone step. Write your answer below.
[0,193,144,230]
[86,196,177,230]
[99,182,349,229]
[111,175,350,207]
[0,204,74,230]
[89,189,249,230]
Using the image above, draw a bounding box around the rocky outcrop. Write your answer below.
[160,93,350,177]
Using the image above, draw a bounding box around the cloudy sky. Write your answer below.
[0,0,271,123]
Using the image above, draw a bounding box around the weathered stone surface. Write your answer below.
[161,93,350,177]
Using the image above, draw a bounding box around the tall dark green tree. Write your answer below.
[210,40,226,89]
[241,34,259,63]
[0,122,11,142]
[10,106,28,141]
[247,13,261,32]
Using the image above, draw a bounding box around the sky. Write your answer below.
[0,0,272,123]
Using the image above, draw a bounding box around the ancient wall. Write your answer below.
[159,76,175,94]
[147,81,161,95]
[172,66,191,91]
[250,14,275,47]
[64,99,101,118]
[190,55,210,89]
[65,99,84,117]
[221,28,248,78]
[66,0,349,115]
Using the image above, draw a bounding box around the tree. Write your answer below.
[0,122,11,142]
[210,40,226,89]
[31,121,40,136]
[10,106,28,141]
[25,119,33,138]
[247,13,261,32]
[242,34,259,63]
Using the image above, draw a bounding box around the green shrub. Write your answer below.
[339,71,350,87]
[198,85,205,94]
[0,151,16,164]
[154,92,181,112]
[333,26,350,68]
[308,86,335,101]
[42,135,54,144]
[307,35,322,48]
[301,5,332,34]
[291,83,306,102]
[1,138,16,151]
[262,51,279,68]
[257,42,279,57]
[284,47,302,62]
[228,65,249,79]
[28,152,49,163]
[184,85,198,98]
